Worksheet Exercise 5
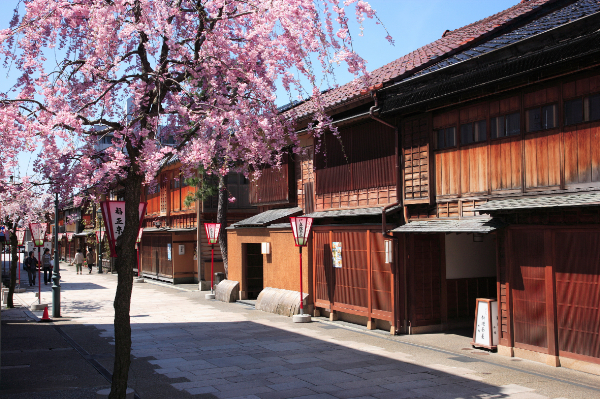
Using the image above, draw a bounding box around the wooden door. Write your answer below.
[370,232,394,319]
[246,243,263,299]
[511,229,548,351]
[141,236,153,274]
[554,231,600,361]
[409,234,442,326]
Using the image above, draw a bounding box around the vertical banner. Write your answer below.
[100,200,147,257]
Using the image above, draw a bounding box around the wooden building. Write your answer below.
[227,0,600,372]
[140,157,256,284]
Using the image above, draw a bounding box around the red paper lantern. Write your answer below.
[204,223,221,245]
[289,217,313,247]
[95,230,105,243]
[16,229,26,245]
[29,223,48,247]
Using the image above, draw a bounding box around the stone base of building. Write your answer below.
[317,308,393,334]
[406,320,474,335]
[498,345,600,375]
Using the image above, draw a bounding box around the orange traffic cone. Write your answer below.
[40,306,51,322]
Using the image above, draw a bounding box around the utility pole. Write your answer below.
[52,192,61,318]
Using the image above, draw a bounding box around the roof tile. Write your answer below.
[286,0,553,120]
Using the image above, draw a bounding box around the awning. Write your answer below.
[304,205,402,219]
[475,192,600,212]
[73,229,95,237]
[142,227,196,233]
[230,207,303,228]
[391,217,503,234]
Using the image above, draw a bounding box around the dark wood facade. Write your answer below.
[140,163,256,283]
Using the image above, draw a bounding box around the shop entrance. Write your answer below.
[245,243,263,299]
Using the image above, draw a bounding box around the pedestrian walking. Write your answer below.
[42,248,52,285]
[74,248,84,275]
[86,247,95,274]
[24,251,38,286]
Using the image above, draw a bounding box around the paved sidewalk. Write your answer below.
[3,261,600,399]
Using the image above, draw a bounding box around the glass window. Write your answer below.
[527,104,556,132]
[460,120,486,144]
[460,123,473,145]
[436,127,456,150]
[589,94,600,122]
[564,99,583,126]
[506,112,520,136]
[491,115,504,139]
[542,104,556,129]
[527,108,541,132]
[474,120,486,142]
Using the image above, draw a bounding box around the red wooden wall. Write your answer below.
[430,73,600,202]
[313,228,396,326]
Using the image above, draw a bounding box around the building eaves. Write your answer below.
[391,217,503,234]
[73,229,95,237]
[284,0,555,121]
[411,0,600,79]
[304,205,402,219]
[379,19,600,114]
[230,207,303,228]
[475,192,600,212]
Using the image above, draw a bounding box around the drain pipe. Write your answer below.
[369,91,402,237]
[369,91,405,334]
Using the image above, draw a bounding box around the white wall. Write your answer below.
[445,233,496,279]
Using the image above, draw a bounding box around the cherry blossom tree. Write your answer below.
[0,1,386,396]
[0,178,50,308]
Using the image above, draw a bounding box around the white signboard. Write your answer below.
[25,241,34,253]
[167,243,172,260]
[473,299,498,348]
[178,244,185,255]
[43,242,52,251]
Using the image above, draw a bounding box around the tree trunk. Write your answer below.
[7,231,18,308]
[217,174,228,278]
[109,173,142,399]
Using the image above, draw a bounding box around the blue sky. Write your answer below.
[1,0,521,177]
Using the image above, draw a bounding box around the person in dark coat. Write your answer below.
[42,248,52,285]
[24,251,38,286]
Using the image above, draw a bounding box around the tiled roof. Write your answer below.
[413,0,600,78]
[267,223,291,229]
[142,227,196,232]
[231,207,303,227]
[391,217,503,233]
[304,205,402,219]
[286,0,553,120]
[73,229,96,237]
[475,192,600,212]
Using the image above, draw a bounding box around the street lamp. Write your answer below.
[29,222,48,309]
[95,229,105,273]
[16,229,25,290]
[289,216,313,323]
[204,222,221,300]
[52,193,61,317]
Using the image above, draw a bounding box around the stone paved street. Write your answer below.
[2,261,600,399]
